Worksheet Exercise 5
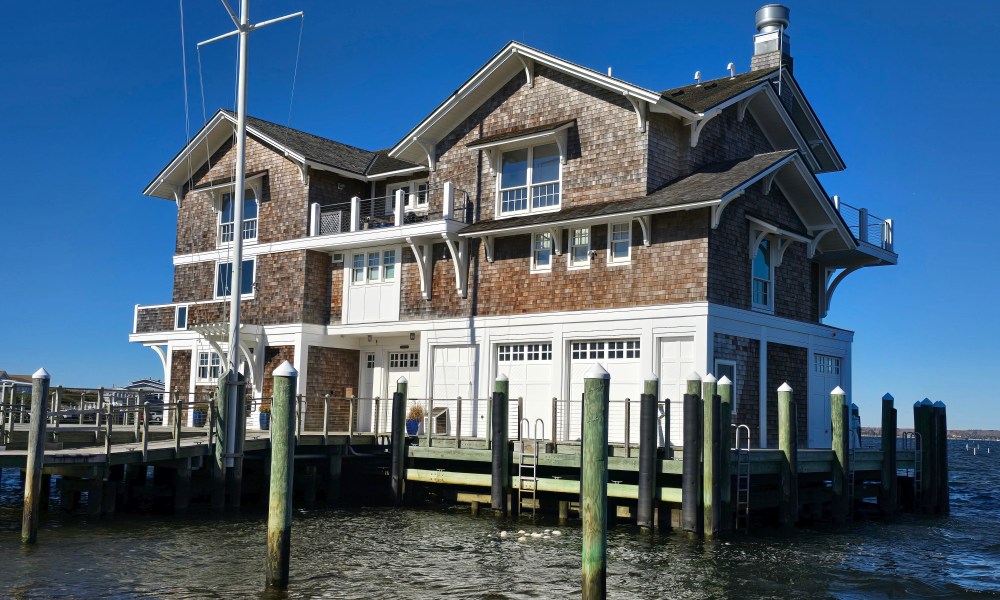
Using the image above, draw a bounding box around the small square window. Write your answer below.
[366,353,375,369]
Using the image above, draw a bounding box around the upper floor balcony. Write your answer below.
[834,196,893,254]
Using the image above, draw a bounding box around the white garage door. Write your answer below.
[497,343,553,440]
[569,340,643,444]
[659,337,695,449]
[431,345,478,437]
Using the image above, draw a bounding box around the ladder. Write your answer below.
[902,431,922,507]
[847,446,856,514]
[518,419,545,517]
[734,424,752,531]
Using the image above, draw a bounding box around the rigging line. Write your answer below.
[179,0,196,199]
[196,45,212,178]
[286,14,305,126]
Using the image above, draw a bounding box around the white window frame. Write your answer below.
[389,352,419,368]
[214,257,256,300]
[752,238,775,313]
[531,232,553,273]
[608,221,632,264]
[196,350,223,382]
[350,248,398,286]
[569,226,591,269]
[497,142,562,217]
[217,188,259,247]
[714,359,737,410]
[174,305,188,331]
[387,179,429,212]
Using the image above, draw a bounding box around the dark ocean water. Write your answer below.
[0,440,996,599]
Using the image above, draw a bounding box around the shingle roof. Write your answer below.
[466,119,576,148]
[460,150,796,235]
[366,151,424,177]
[660,68,778,114]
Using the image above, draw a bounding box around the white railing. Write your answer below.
[833,196,894,252]
[309,182,473,236]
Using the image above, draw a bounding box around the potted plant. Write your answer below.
[259,403,271,430]
[193,403,209,427]
[405,403,425,435]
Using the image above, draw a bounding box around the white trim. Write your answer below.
[174,305,189,331]
[365,166,428,181]
[530,232,554,273]
[607,221,632,265]
[496,141,563,218]
[214,257,257,300]
[568,226,591,270]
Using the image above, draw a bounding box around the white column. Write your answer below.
[443,182,454,221]
[309,202,321,236]
[394,190,405,227]
[759,326,768,448]
[350,196,361,232]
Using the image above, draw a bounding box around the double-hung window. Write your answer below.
[352,249,397,285]
[531,233,552,272]
[197,351,222,381]
[387,180,429,212]
[499,142,561,216]
[608,222,631,264]
[569,227,590,268]
[219,190,258,244]
[215,258,255,299]
[752,239,773,311]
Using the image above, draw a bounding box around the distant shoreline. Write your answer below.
[861,427,1000,442]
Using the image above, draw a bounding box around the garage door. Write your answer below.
[497,342,553,440]
[569,339,643,444]
[659,337,695,449]
[431,345,478,437]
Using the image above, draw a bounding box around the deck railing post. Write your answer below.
[296,395,304,439]
[133,395,142,442]
[718,376,734,530]
[394,189,405,227]
[777,382,798,527]
[426,398,434,447]
[390,378,408,505]
[348,396,356,441]
[581,364,610,600]
[266,361,298,589]
[455,396,462,449]
[879,393,898,516]
[142,401,150,462]
[637,373,659,532]
[831,387,849,523]
[22,368,50,544]
[53,385,62,439]
[491,375,509,514]
[104,404,114,463]
[551,398,558,449]
[96,387,105,443]
[374,397,381,441]
[703,374,721,537]
[323,394,330,445]
[624,398,631,457]
[681,372,703,535]
[350,196,360,232]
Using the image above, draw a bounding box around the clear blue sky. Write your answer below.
[1,1,996,428]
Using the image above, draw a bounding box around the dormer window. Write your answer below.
[499,142,561,216]
[752,239,773,312]
[219,189,258,245]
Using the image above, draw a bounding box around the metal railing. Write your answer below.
[835,198,894,252]
[312,182,474,236]
[553,397,675,454]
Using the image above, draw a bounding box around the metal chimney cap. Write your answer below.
[755,4,790,33]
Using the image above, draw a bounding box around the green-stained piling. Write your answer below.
[831,387,849,523]
[718,375,733,530]
[777,382,797,526]
[914,399,934,513]
[581,364,610,600]
[390,377,408,505]
[491,374,509,514]
[933,401,949,514]
[22,368,50,544]
[265,360,297,589]
[879,393,897,516]
[681,371,702,535]
[637,373,658,532]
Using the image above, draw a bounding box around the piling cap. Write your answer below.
[831,386,845,395]
[920,398,933,406]
[933,401,946,408]
[778,382,793,393]
[702,373,717,384]
[717,375,732,386]
[882,393,894,401]
[584,364,610,380]
[913,401,921,408]
[32,368,50,380]
[686,370,702,382]
[643,370,659,382]
[851,403,859,410]
[397,376,408,384]
[496,373,509,382]
[273,360,298,378]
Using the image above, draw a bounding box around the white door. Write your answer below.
[569,339,643,445]
[381,351,421,433]
[358,352,377,431]
[659,337,695,449]
[431,345,478,437]
[809,354,841,448]
[497,343,553,440]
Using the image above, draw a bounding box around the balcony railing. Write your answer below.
[834,197,894,253]
[309,182,473,237]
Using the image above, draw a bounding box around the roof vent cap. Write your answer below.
[755,4,790,34]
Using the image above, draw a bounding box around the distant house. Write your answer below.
[0,371,32,399]
[130,6,895,447]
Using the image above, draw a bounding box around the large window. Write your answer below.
[387,180,428,211]
[215,259,255,298]
[197,351,222,381]
[352,249,397,285]
[531,233,552,272]
[499,142,561,216]
[569,227,590,268]
[752,239,773,311]
[608,222,631,264]
[219,189,258,244]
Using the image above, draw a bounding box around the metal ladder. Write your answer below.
[847,446,856,513]
[518,418,545,517]
[734,424,752,531]
[902,431,922,507]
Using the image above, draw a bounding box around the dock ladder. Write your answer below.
[518,418,545,517]
[902,431,922,507]
[734,424,752,531]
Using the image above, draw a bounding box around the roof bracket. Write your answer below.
[806,227,835,258]
[711,191,744,229]
[762,171,776,195]
[634,215,651,246]
[737,97,751,123]
[512,49,534,88]
[298,161,310,186]
[442,233,469,298]
[624,94,648,133]
[414,138,437,172]
[169,184,184,209]
[406,237,434,300]
[548,228,563,255]
[823,265,861,318]
[749,228,771,261]
[687,109,720,147]
[774,237,793,268]
[483,236,495,262]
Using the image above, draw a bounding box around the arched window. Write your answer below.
[752,239,773,311]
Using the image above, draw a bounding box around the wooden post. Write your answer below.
[455,396,462,449]
[322,394,330,445]
[879,393,897,516]
[914,398,934,514]
[934,401,949,514]
[636,373,658,532]
[95,387,104,443]
[173,396,183,455]
[831,386,849,523]
[491,375,509,514]
[229,375,247,509]
[624,397,631,458]
[703,374,721,537]
[212,380,227,512]
[390,377,408,505]
[777,382,798,527]
[53,385,62,440]
[681,372,702,535]
[142,402,151,462]
[174,458,192,513]
[581,364,609,600]
[22,368,50,544]
[266,360,297,589]
[718,375,733,530]
[327,447,342,502]
[559,500,570,524]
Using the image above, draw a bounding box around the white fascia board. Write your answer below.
[144,111,231,199]
[781,156,855,248]
[365,166,428,181]
[755,86,823,173]
[746,215,812,244]
[707,303,854,341]
[467,121,576,151]
[458,200,719,239]
[778,70,846,172]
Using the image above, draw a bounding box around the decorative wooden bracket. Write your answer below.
[823,266,861,318]
[406,236,434,300]
[737,97,751,123]
[774,237,794,268]
[762,171,776,196]
[807,227,835,258]
[169,184,184,209]
[624,94,648,132]
[548,228,563,255]
[749,228,771,260]
[483,236,495,262]
[685,109,721,147]
[145,344,169,383]
[414,138,437,172]
[634,215,651,246]
[512,48,534,88]
[442,233,469,298]
[711,191,745,229]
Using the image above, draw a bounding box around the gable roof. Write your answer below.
[661,68,779,114]
[233,111,375,175]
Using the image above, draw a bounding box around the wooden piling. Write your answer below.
[777,383,797,527]
[879,393,898,516]
[491,375,509,514]
[559,500,570,524]
[581,364,610,600]
[702,374,720,537]
[22,368,50,544]
[327,447,342,502]
[390,377,408,505]
[718,375,733,530]
[830,387,849,523]
[174,458,192,513]
[636,373,658,532]
[681,372,702,535]
[933,400,949,515]
[229,374,248,510]
[211,379,227,512]
[914,398,934,514]
[265,360,297,590]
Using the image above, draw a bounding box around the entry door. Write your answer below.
[358,352,377,431]
[658,337,695,449]
[809,354,842,448]
[497,343,552,440]
[384,351,421,433]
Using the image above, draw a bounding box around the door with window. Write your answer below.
[387,180,429,217]
[809,354,842,447]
